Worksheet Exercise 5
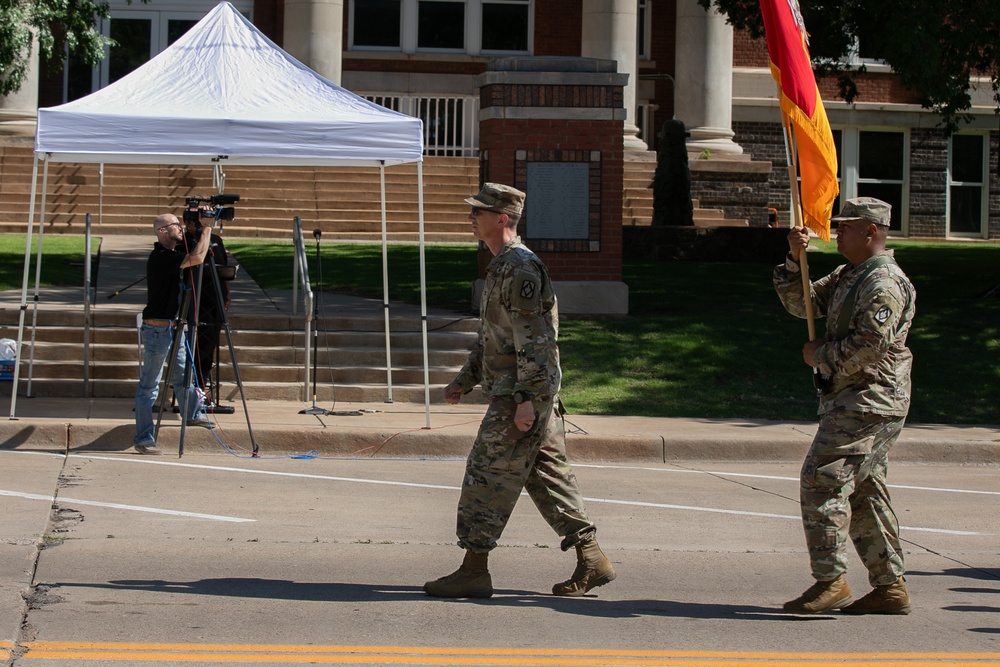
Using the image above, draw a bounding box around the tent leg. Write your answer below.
[26,156,51,398]
[98,163,104,226]
[83,214,93,396]
[379,163,394,403]
[417,161,430,428]
[9,154,41,420]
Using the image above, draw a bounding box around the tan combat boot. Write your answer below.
[840,576,911,615]
[783,575,853,613]
[552,538,616,596]
[423,550,493,598]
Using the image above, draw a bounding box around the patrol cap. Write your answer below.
[830,197,891,227]
[465,183,525,216]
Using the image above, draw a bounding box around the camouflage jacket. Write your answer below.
[774,250,916,417]
[454,236,561,400]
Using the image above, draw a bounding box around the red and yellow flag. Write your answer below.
[759,0,839,240]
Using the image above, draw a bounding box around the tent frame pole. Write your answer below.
[25,156,51,398]
[9,154,41,419]
[379,162,394,403]
[417,160,430,427]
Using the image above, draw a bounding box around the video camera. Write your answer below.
[183,194,241,225]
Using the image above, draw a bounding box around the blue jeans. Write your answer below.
[134,324,203,445]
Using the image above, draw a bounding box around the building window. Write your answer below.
[61,1,247,103]
[482,1,529,52]
[830,128,843,216]
[833,128,908,234]
[856,130,906,232]
[418,1,465,50]
[948,133,988,237]
[637,0,650,61]
[800,9,887,67]
[353,0,402,48]
[350,0,531,54]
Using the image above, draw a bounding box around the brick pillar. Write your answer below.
[474,57,629,316]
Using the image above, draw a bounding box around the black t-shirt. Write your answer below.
[142,242,186,321]
[183,232,229,322]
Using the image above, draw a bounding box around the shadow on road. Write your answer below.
[52,577,828,622]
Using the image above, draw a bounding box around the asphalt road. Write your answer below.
[1,449,998,666]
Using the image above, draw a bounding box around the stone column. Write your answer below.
[581,0,647,151]
[283,0,343,84]
[673,0,743,155]
[0,31,40,137]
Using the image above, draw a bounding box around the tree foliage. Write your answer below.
[698,0,1000,131]
[0,0,125,97]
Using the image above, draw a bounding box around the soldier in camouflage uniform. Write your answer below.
[774,198,916,615]
[423,183,616,599]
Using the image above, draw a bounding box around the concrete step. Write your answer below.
[694,218,749,227]
[623,161,746,227]
[0,146,482,242]
[20,359,461,384]
[0,223,476,242]
[0,308,478,331]
[11,378,487,403]
[2,306,479,400]
[22,339,474,367]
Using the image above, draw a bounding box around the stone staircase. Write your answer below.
[623,153,748,227]
[0,305,482,403]
[0,142,482,242]
[1,140,749,236]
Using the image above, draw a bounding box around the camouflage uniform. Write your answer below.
[451,235,595,553]
[775,245,916,586]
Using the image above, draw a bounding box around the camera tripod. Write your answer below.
[153,225,258,457]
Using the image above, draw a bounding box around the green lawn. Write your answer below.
[562,241,1000,424]
[224,240,478,312]
[0,235,100,290]
[4,233,998,425]
[224,237,1000,425]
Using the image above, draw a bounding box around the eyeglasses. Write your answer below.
[157,222,181,231]
[470,208,502,217]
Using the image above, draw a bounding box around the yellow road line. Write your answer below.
[16,643,1000,665]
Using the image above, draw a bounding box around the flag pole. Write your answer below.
[779,109,818,340]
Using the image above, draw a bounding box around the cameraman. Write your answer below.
[133,213,212,455]
[183,210,230,409]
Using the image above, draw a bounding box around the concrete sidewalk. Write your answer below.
[1,395,998,464]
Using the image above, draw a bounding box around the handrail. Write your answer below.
[291,217,314,402]
[364,94,479,157]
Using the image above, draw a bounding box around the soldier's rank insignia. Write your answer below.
[874,305,892,325]
[520,280,536,299]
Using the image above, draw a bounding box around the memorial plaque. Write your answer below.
[526,162,590,239]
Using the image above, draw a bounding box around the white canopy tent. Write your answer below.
[12,1,433,424]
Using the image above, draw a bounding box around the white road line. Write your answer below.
[0,489,254,523]
[72,455,460,490]
[576,463,1000,496]
[580,497,982,535]
[63,455,985,535]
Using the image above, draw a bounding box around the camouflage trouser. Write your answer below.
[800,409,906,586]
[456,395,595,553]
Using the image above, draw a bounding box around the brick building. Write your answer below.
[2,0,997,239]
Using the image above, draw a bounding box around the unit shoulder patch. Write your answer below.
[874,304,892,325]
[511,268,540,311]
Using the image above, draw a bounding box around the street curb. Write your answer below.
[2,420,997,464]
